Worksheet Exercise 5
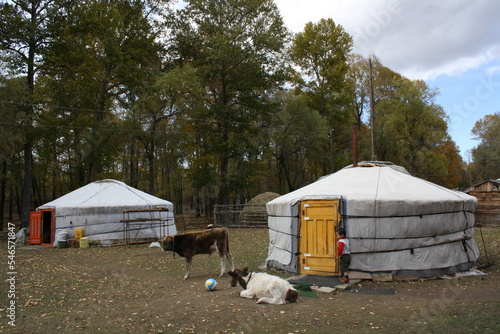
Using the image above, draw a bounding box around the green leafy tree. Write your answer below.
[345,54,372,124]
[134,64,203,195]
[289,18,353,172]
[271,92,329,192]
[290,18,352,119]
[470,112,500,181]
[0,77,28,229]
[375,75,455,177]
[344,57,465,187]
[171,0,289,207]
[430,139,464,188]
[38,0,167,193]
[0,0,60,226]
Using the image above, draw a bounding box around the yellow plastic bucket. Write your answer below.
[75,228,84,239]
[79,237,90,249]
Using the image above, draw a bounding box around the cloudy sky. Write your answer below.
[274,0,500,160]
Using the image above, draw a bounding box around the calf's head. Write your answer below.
[286,289,298,303]
[228,267,249,288]
[161,236,174,251]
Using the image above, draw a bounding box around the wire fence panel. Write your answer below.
[213,204,268,227]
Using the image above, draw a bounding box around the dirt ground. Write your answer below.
[1,228,499,334]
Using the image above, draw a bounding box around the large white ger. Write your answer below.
[266,162,480,278]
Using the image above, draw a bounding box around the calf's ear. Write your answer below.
[243,267,249,273]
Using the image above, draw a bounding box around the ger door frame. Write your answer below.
[30,209,55,246]
[298,199,342,276]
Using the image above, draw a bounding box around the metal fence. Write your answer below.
[213,204,268,227]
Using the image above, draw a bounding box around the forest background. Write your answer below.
[1,0,499,230]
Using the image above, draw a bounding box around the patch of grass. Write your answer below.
[475,227,500,272]
[163,227,270,276]
[225,228,270,270]
[403,301,500,334]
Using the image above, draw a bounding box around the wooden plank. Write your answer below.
[348,271,373,280]
[67,238,80,248]
[469,191,500,197]
[469,191,500,227]
[372,273,394,282]
[393,274,419,281]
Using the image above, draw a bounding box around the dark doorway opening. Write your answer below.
[41,210,54,245]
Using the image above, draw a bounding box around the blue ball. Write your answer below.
[205,278,218,291]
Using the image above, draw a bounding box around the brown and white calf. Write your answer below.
[228,267,298,305]
[161,227,235,279]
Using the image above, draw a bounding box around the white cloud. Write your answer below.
[274,0,500,158]
[486,65,500,76]
[275,0,500,81]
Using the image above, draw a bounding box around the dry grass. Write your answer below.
[0,227,498,333]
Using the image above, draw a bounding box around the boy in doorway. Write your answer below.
[337,227,350,283]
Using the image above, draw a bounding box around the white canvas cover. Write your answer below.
[266,163,480,277]
[37,179,176,244]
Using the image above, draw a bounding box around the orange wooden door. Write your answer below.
[29,211,42,244]
[299,200,341,276]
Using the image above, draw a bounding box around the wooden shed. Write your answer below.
[466,179,500,227]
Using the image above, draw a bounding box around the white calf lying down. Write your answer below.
[228,267,298,305]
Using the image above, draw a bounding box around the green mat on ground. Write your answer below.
[293,284,318,298]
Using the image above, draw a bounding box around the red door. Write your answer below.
[30,211,42,244]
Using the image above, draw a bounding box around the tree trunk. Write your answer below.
[21,142,33,228]
[0,161,6,231]
[129,143,139,188]
[218,128,230,225]
[148,123,156,194]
